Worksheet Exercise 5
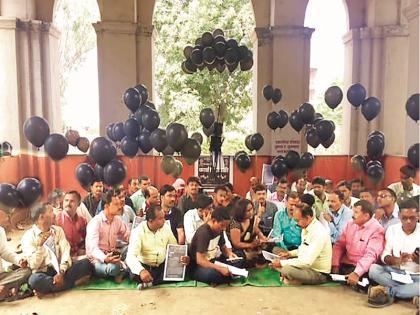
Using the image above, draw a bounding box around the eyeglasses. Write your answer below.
[377,194,392,199]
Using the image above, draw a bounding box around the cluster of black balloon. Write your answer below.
[161,156,184,178]
[406,93,419,122]
[0,141,12,157]
[23,116,69,161]
[234,151,251,172]
[65,129,90,153]
[0,178,42,210]
[407,143,419,168]
[262,85,282,104]
[271,152,315,178]
[182,29,253,74]
[245,133,264,152]
[347,83,382,121]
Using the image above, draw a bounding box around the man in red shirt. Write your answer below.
[56,191,87,258]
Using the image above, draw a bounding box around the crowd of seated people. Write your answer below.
[0,166,419,309]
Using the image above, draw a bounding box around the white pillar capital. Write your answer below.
[271,25,314,40]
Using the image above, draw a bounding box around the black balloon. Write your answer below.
[17,178,42,207]
[134,84,149,106]
[351,155,366,172]
[277,110,288,129]
[163,145,175,156]
[181,138,201,164]
[191,48,203,66]
[142,108,160,131]
[361,97,381,121]
[150,128,167,153]
[1,142,12,156]
[138,130,153,154]
[166,123,188,152]
[213,29,224,37]
[306,126,321,148]
[23,116,50,148]
[262,85,273,101]
[240,56,253,71]
[183,46,193,59]
[75,163,95,188]
[203,124,215,137]
[272,88,282,104]
[408,143,419,168]
[0,183,20,208]
[299,103,315,124]
[406,93,419,122]
[250,133,264,151]
[200,108,215,128]
[324,86,343,110]
[202,47,216,64]
[120,136,138,158]
[161,155,177,175]
[366,160,382,169]
[313,113,324,124]
[134,104,150,124]
[103,160,127,186]
[315,120,334,142]
[65,129,80,147]
[347,83,366,108]
[366,164,384,183]
[245,135,253,151]
[234,150,247,160]
[235,153,251,171]
[44,134,69,161]
[89,137,117,167]
[367,135,385,160]
[201,32,214,46]
[267,112,280,130]
[191,132,203,145]
[106,123,116,141]
[321,133,335,148]
[285,150,300,169]
[123,118,140,138]
[113,122,125,142]
[289,110,304,132]
[94,164,104,182]
[271,158,288,178]
[224,48,239,65]
[123,88,141,112]
[368,130,385,141]
[300,152,315,169]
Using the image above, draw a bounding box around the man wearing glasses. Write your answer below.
[375,188,400,230]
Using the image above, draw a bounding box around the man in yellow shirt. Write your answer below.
[271,203,332,285]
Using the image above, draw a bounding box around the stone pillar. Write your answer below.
[0,17,61,153]
[270,25,314,156]
[343,24,409,156]
[404,0,420,149]
[93,21,138,135]
[135,23,155,101]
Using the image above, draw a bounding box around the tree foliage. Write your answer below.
[153,0,255,154]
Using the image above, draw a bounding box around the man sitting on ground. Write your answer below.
[184,194,214,244]
[55,191,87,258]
[126,205,188,288]
[332,200,385,287]
[375,188,400,230]
[388,165,420,206]
[213,185,227,207]
[310,176,329,219]
[323,190,353,244]
[271,204,332,285]
[337,180,359,208]
[22,203,92,296]
[359,188,377,207]
[272,192,301,253]
[268,177,289,210]
[246,177,259,202]
[253,184,278,237]
[160,185,185,244]
[144,186,160,212]
[351,179,364,198]
[189,207,241,285]
[86,189,130,282]
[178,176,202,214]
[368,199,420,308]
[130,175,151,215]
[125,177,139,210]
[83,179,104,217]
[291,177,311,197]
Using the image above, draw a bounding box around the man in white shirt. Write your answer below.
[271,203,332,285]
[268,177,288,210]
[375,188,400,230]
[245,177,259,202]
[368,199,420,307]
[184,194,213,244]
[388,165,420,206]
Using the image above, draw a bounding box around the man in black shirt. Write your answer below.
[178,177,202,214]
[160,184,185,244]
[189,207,242,284]
[125,177,139,210]
[83,178,104,217]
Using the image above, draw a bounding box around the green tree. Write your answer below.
[153,0,255,154]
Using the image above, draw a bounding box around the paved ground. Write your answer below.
[1,228,417,315]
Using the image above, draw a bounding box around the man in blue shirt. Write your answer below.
[323,190,353,243]
[272,192,301,253]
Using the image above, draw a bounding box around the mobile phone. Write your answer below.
[415,247,419,255]
[112,250,121,257]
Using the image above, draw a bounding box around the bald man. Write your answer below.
[144,186,160,211]
[246,177,259,202]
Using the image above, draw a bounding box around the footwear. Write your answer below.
[137,282,153,290]
[367,285,394,308]
[413,296,419,308]
[281,276,302,285]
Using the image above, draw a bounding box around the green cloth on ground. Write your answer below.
[76,267,339,290]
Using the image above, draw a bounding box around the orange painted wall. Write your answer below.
[0,154,418,200]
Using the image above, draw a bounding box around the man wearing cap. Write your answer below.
[388,165,420,206]
[184,194,214,244]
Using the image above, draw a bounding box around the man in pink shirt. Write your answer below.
[86,188,130,282]
[55,191,87,257]
[332,200,385,287]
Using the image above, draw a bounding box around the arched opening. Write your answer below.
[152,0,256,155]
[53,0,100,152]
[305,0,348,155]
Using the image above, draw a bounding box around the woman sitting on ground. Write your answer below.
[227,199,267,264]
